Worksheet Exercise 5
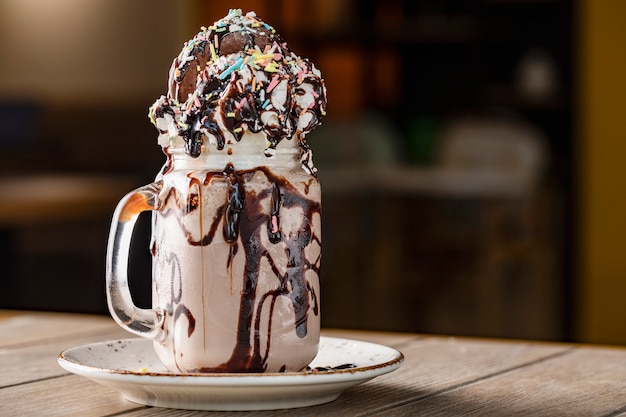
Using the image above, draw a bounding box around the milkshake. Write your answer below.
[106,9,326,373]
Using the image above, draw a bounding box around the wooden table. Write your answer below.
[2,311,626,416]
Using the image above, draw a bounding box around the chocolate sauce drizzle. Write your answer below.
[160,251,196,372]
[150,11,327,164]
[158,164,320,372]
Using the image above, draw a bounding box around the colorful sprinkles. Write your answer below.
[149,8,327,174]
[218,56,245,80]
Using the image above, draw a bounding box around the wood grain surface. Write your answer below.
[2,311,626,416]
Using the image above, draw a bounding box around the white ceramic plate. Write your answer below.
[58,336,404,411]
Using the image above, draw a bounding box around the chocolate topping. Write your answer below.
[148,9,327,174]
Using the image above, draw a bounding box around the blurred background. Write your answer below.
[0,0,624,345]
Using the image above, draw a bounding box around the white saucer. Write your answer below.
[58,336,404,411]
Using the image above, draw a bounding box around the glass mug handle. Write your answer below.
[106,181,166,342]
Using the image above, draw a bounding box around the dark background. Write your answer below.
[0,0,580,342]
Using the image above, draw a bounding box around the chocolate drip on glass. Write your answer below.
[158,165,320,372]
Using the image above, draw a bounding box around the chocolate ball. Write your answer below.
[219,32,251,55]
[168,42,211,102]
[253,33,273,51]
